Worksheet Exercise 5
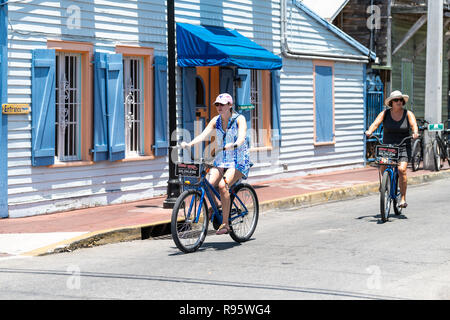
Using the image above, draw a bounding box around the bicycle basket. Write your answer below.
[375,145,399,165]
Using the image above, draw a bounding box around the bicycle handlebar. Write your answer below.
[366,134,412,147]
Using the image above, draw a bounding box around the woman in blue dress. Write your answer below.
[181,93,251,235]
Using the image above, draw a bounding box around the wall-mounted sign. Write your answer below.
[2,104,31,114]
[237,104,255,111]
[428,123,444,132]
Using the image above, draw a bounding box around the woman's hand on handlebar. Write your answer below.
[180,141,190,149]
[365,130,372,137]
[223,143,238,151]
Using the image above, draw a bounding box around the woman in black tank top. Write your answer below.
[365,90,419,209]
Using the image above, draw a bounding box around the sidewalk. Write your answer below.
[1,164,449,258]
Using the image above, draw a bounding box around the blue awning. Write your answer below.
[176,23,282,70]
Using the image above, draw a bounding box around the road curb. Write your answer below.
[28,169,450,256]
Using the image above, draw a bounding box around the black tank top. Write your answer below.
[383,109,410,145]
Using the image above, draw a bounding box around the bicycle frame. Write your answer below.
[184,168,249,225]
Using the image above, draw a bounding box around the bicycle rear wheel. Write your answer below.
[229,183,259,243]
[447,142,450,167]
[393,175,402,216]
[433,139,441,171]
[411,139,422,172]
[171,190,208,253]
[380,171,392,222]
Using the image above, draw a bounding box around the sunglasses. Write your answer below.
[392,98,404,103]
[215,103,228,107]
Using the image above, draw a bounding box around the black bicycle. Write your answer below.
[411,119,450,171]
[411,119,426,171]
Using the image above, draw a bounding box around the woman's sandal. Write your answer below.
[216,223,230,235]
[399,201,408,208]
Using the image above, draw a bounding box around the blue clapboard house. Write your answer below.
[0,0,375,218]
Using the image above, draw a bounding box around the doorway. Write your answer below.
[194,67,219,159]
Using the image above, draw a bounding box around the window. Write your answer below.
[123,56,144,157]
[313,61,335,145]
[48,40,93,165]
[250,69,264,147]
[116,46,154,158]
[243,69,271,149]
[55,52,81,161]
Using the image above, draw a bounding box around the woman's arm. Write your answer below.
[181,116,218,148]
[407,110,419,139]
[365,110,385,136]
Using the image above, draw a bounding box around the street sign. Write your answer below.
[428,123,444,131]
[238,104,255,111]
[2,104,30,114]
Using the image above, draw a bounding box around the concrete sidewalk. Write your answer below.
[1,164,449,258]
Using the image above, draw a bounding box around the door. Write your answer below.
[194,67,219,159]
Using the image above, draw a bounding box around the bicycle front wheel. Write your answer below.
[380,171,392,222]
[171,190,208,253]
[229,183,259,243]
[411,139,422,172]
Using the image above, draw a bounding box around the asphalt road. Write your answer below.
[1,177,450,301]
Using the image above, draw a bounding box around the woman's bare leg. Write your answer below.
[217,168,244,233]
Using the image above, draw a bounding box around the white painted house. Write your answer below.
[0,0,374,218]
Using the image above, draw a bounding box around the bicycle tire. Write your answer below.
[229,183,259,243]
[433,139,441,171]
[411,139,422,172]
[393,175,402,216]
[447,142,450,167]
[171,190,208,253]
[380,171,391,222]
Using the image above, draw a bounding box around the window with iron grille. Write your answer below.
[55,52,81,161]
[123,56,144,157]
[250,69,264,147]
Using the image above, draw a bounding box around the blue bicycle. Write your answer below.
[171,149,259,253]
[370,135,412,222]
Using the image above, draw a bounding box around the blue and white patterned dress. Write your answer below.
[213,112,252,179]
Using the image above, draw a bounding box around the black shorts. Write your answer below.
[398,144,411,163]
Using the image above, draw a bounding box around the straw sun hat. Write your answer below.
[384,90,409,107]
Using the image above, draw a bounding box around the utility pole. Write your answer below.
[163,0,180,208]
[423,0,443,170]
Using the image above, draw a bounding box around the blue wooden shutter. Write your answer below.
[31,49,56,166]
[236,69,251,141]
[106,53,125,161]
[153,56,168,156]
[182,67,196,142]
[271,70,281,146]
[314,65,334,143]
[93,52,109,161]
